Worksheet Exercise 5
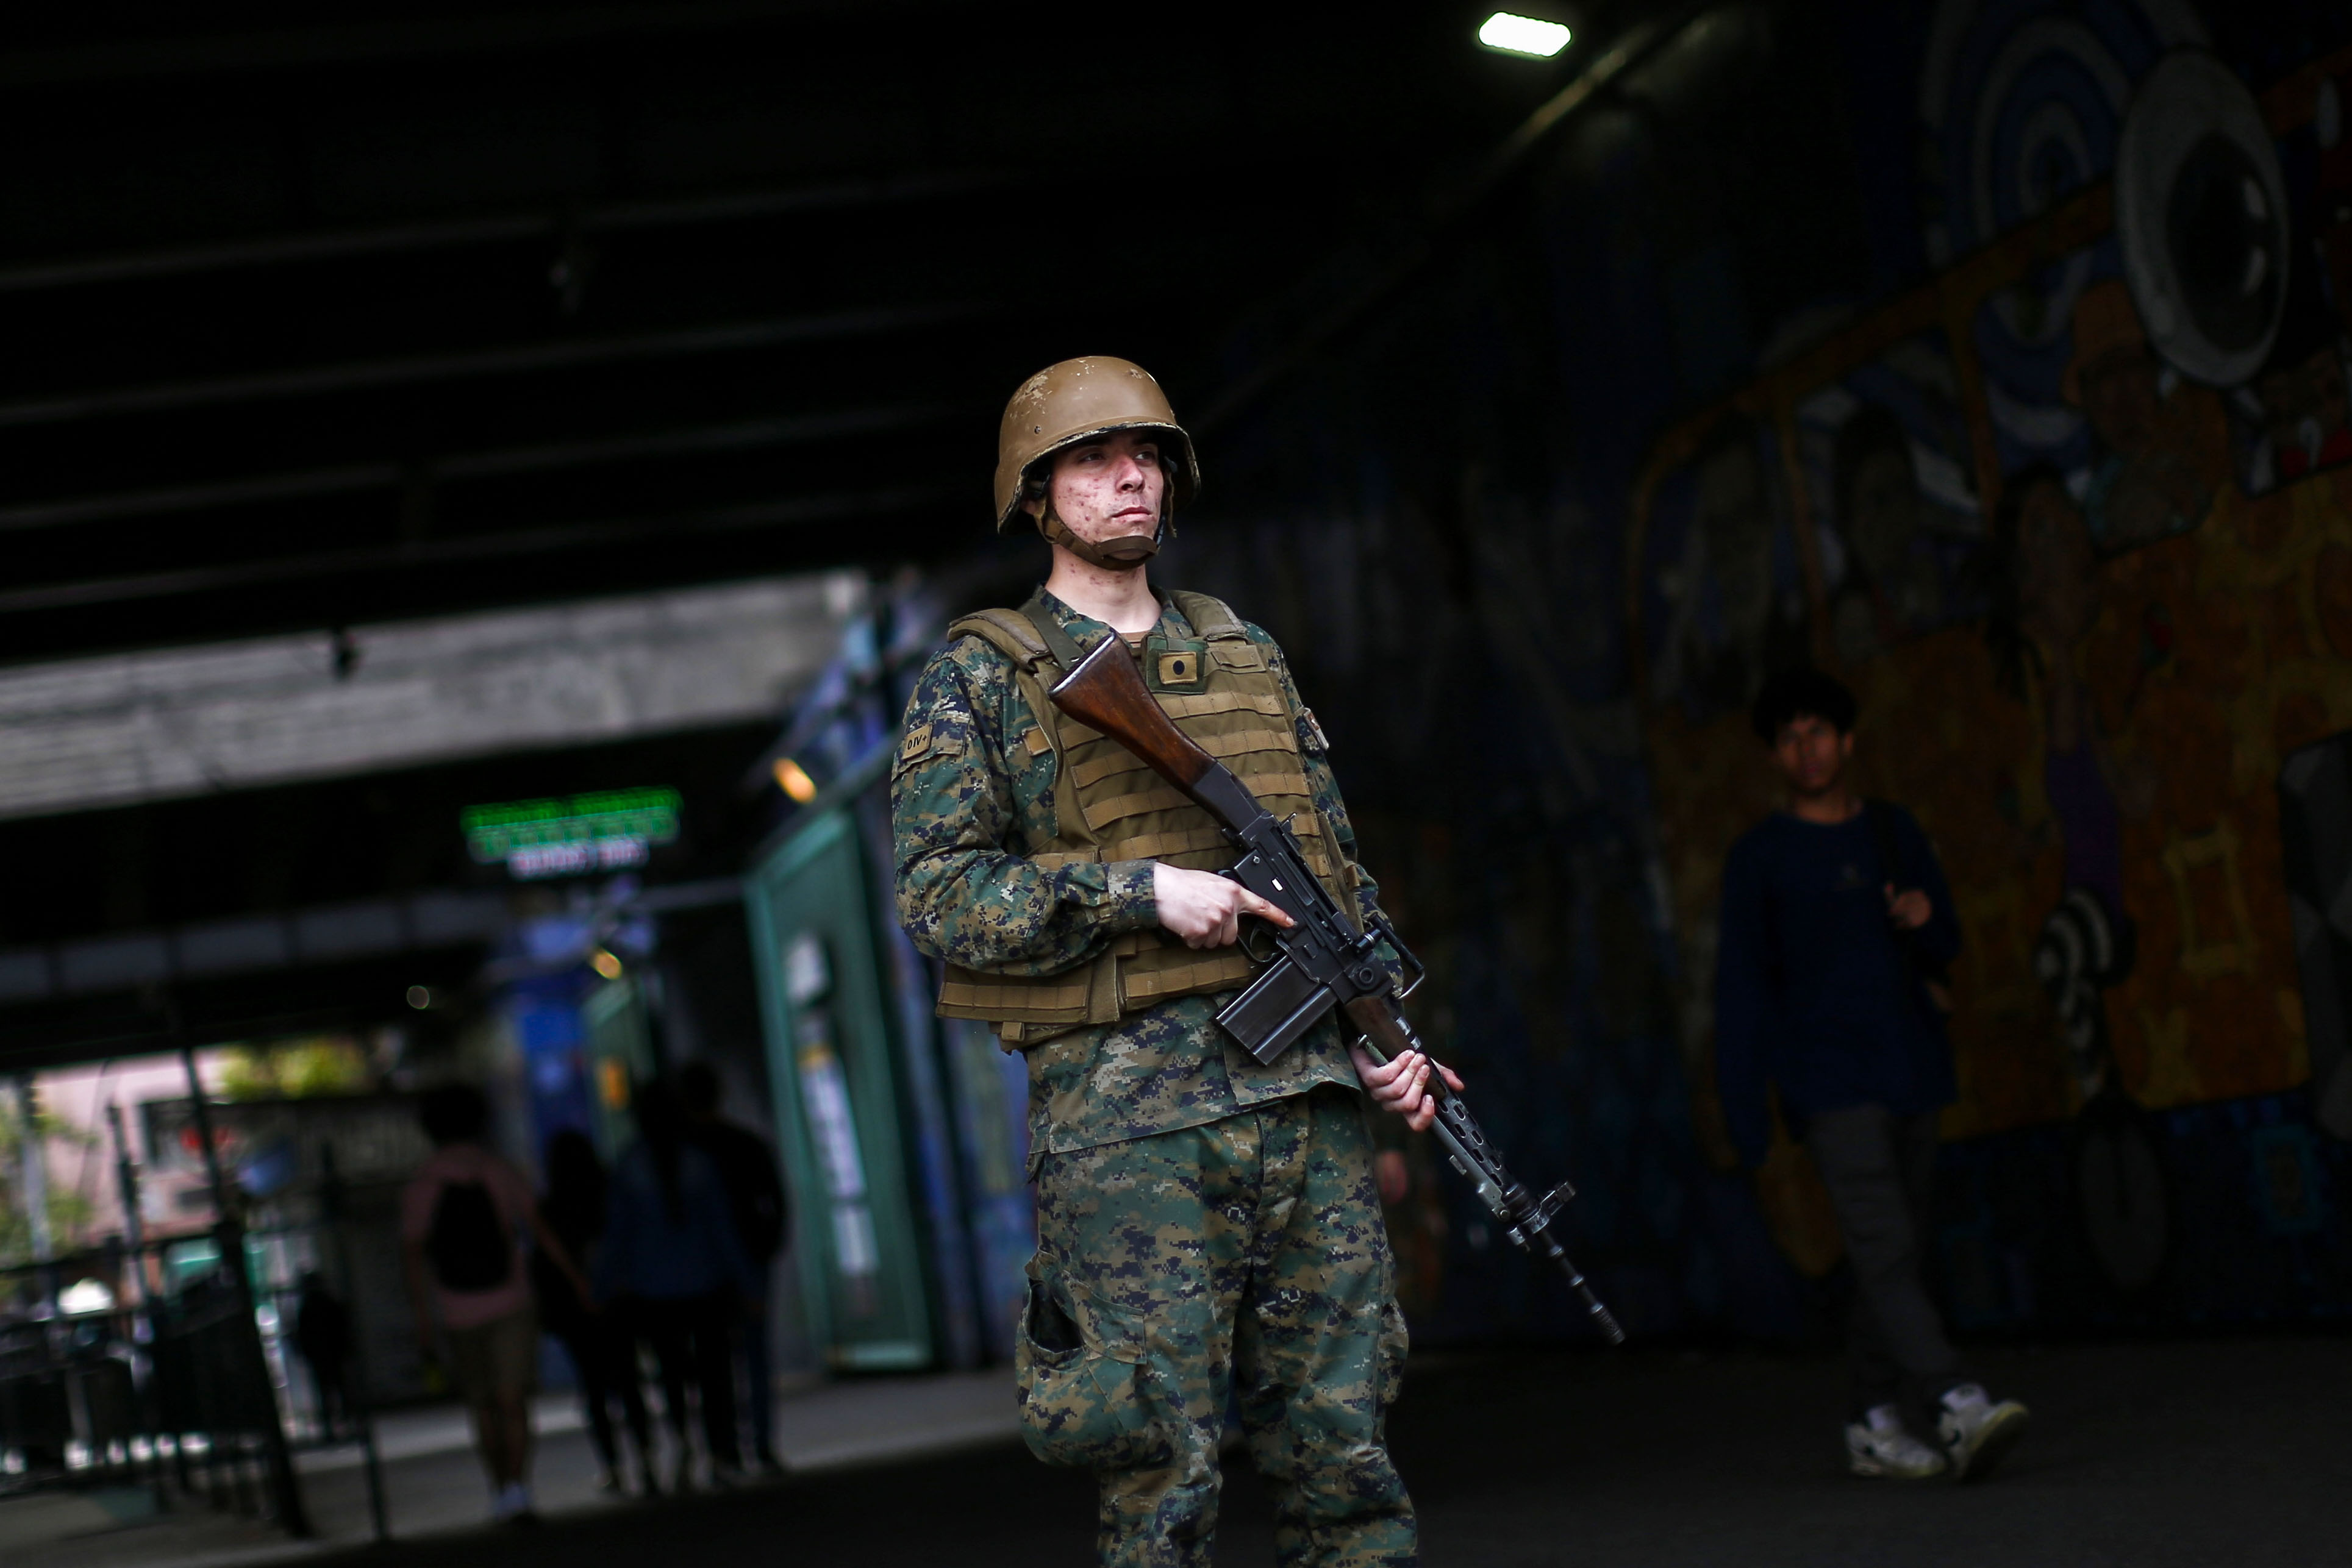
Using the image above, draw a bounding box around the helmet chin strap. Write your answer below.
[1037,499,1163,570]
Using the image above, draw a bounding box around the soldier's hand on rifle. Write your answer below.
[1351,1046,1464,1133]
[1154,864,1294,950]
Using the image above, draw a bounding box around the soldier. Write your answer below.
[892,357,1453,1566]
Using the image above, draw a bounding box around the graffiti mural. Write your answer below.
[1640,418,1811,718]
[1631,15,2352,1319]
[1795,333,1986,667]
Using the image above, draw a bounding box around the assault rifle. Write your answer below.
[1051,635,1625,1344]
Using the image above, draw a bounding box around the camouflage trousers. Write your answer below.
[1019,1086,1416,1568]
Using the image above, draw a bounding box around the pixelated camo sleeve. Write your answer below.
[890,641,1159,977]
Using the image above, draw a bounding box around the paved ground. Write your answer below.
[9,1336,2350,1566]
[0,1367,1021,1568]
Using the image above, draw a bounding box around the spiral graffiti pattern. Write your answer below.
[1917,0,2206,470]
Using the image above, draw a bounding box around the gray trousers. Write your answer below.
[1806,1105,1964,1420]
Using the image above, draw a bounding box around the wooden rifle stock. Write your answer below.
[1342,994,1418,1063]
[1047,634,1217,791]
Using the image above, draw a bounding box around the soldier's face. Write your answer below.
[1037,430,1165,541]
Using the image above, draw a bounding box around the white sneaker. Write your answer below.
[1845,1405,1948,1480]
[1937,1384,2030,1481]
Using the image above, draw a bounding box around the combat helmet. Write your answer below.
[993,357,1199,566]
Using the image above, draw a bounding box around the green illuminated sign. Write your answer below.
[462,786,681,879]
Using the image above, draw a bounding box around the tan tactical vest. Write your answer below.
[934,592,1351,1043]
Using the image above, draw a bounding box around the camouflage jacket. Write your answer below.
[891,586,1388,1164]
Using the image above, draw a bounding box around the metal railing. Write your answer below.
[0,1229,310,1531]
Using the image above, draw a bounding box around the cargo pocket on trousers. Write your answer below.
[1372,1299,1409,1423]
[1014,1254,1170,1470]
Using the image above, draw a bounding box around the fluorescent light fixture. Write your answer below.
[1479,12,1571,57]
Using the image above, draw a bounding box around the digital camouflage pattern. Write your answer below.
[893,585,1417,1565]
[891,588,1387,1164]
[1021,1087,1414,1568]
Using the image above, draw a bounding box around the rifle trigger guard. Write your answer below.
[1237,917,1281,965]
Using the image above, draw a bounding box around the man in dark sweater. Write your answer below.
[677,1061,788,1472]
[1715,668,2029,1483]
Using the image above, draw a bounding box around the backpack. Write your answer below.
[426,1180,513,1292]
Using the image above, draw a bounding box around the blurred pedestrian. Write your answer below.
[532,1129,657,1497]
[1715,669,2031,1481]
[401,1082,588,1524]
[291,1270,354,1441]
[595,1078,759,1491]
[677,1060,788,1473]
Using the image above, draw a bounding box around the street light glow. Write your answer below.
[1479,12,1571,57]
[774,755,820,803]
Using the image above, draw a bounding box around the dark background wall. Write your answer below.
[1160,0,2352,1341]
[3,1,2351,1347]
